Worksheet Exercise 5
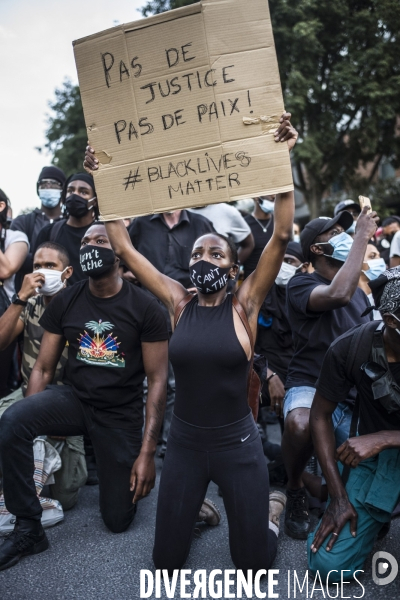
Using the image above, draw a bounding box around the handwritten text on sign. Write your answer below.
[74,1,293,219]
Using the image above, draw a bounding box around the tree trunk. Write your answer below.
[304,180,323,220]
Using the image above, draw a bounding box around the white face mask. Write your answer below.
[275,262,297,286]
[35,267,68,296]
[293,234,300,243]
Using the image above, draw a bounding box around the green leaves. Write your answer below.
[270,0,400,215]
[85,321,114,335]
[41,79,87,176]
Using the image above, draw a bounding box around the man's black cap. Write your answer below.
[300,211,354,262]
[382,216,400,228]
[286,241,305,263]
[334,199,361,217]
[37,166,66,187]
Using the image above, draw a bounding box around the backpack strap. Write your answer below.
[232,294,254,350]
[341,320,383,486]
[25,211,37,243]
[347,321,383,386]
[0,229,5,284]
[174,294,195,329]
[49,219,66,243]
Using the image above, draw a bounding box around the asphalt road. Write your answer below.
[1,431,400,600]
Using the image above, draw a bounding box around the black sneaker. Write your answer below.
[0,519,49,571]
[284,487,310,540]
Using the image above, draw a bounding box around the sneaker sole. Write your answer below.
[200,499,221,526]
[0,537,49,572]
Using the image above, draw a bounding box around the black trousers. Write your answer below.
[0,341,16,398]
[153,412,277,572]
[0,385,141,533]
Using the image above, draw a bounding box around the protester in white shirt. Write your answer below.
[189,202,254,264]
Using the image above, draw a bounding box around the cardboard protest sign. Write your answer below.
[73,0,293,220]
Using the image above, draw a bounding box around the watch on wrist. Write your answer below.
[12,293,27,307]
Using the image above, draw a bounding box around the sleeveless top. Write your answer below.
[169,294,251,427]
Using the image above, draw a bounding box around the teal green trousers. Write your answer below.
[308,450,400,582]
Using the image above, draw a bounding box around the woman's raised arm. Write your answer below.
[237,113,298,331]
[105,220,188,319]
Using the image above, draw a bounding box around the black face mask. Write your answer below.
[79,246,116,279]
[189,260,231,294]
[66,194,94,218]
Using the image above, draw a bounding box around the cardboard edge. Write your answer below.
[124,3,202,33]
[98,184,295,222]
[73,3,202,47]
[231,184,294,201]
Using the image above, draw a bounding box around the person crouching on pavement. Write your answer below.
[308,267,400,581]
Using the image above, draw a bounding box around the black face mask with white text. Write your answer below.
[189,260,231,294]
[79,246,116,279]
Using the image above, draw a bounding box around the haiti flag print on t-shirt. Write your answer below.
[77,319,125,368]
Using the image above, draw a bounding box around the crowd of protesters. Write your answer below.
[0,112,399,584]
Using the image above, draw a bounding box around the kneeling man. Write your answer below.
[308,268,400,581]
[0,224,169,570]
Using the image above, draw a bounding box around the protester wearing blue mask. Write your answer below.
[10,166,66,293]
[358,243,386,320]
[334,199,361,239]
[259,196,275,214]
[281,208,379,540]
[11,166,65,249]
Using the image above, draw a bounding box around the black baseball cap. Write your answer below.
[37,166,66,187]
[300,211,354,262]
[286,241,305,263]
[334,199,361,217]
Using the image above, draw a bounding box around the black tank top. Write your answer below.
[169,294,251,427]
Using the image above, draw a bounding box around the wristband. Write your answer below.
[11,293,28,307]
[266,372,277,383]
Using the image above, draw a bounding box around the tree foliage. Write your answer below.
[141,0,197,17]
[39,79,87,176]
[140,0,400,216]
[271,0,400,216]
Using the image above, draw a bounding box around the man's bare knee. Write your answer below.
[285,408,311,440]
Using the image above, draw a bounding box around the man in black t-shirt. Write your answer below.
[282,206,378,540]
[0,223,169,571]
[308,269,400,582]
[256,242,308,418]
[243,197,275,279]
